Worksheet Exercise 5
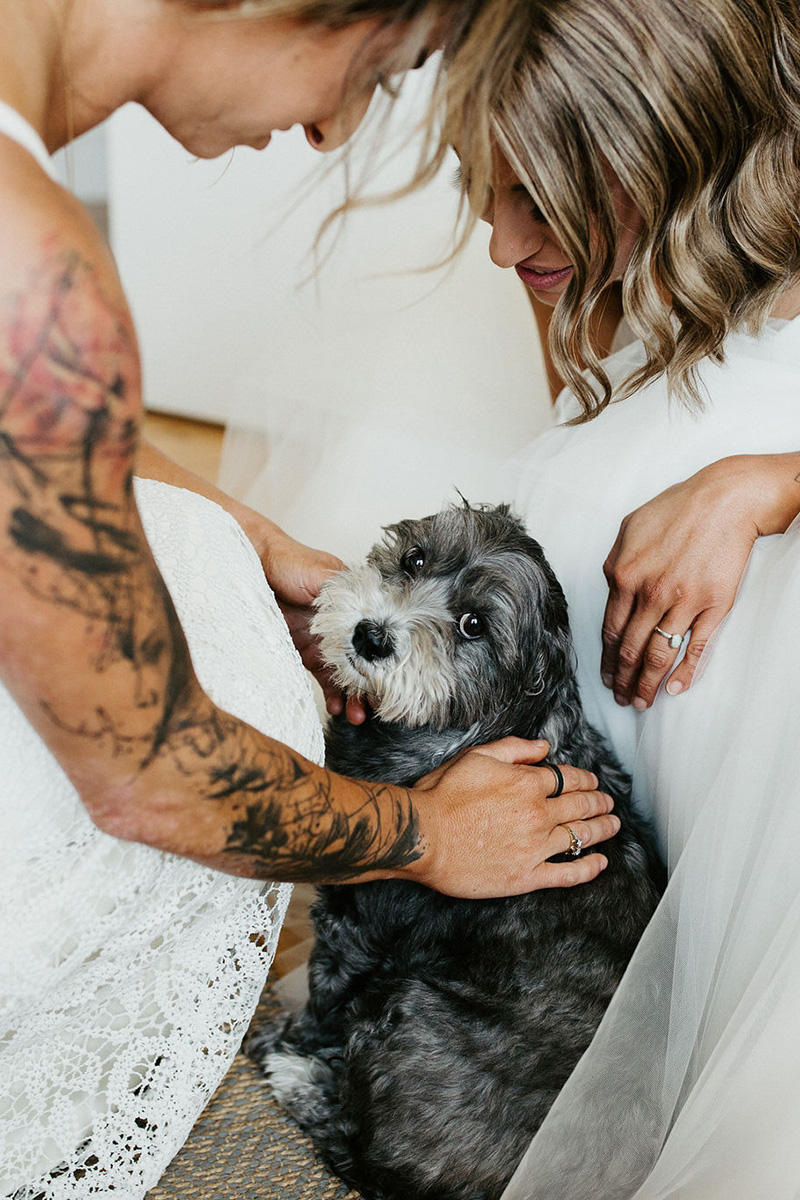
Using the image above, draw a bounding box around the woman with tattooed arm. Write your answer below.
[0,0,619,1193]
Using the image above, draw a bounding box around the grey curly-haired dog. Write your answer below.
[249,503,664,1200]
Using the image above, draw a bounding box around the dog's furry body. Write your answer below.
[250,505,664,1200]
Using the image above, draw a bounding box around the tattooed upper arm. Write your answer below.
[0,194,423,884]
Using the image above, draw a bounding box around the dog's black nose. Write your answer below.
[352,621,394,662]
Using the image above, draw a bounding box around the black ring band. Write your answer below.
[546,764,565,799]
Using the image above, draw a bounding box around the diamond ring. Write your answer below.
[560,824,583,858]
[654,626,685,650]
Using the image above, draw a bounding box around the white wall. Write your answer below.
[106,66,552,555]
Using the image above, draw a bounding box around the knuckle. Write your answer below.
[610,565,636,595]
[684,638,707,663]
[604,814,622,839]
[642,643,672,671]
[578,791,598,819]
[616,643,640,670]
[601,624,622,648]
[529,800,546,827]
[640,576,669,609]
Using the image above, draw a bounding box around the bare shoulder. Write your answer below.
[0,136,142,487]
[0,133,119,272]
[0,133,139,394]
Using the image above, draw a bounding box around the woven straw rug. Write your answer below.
[148,990,361,1200]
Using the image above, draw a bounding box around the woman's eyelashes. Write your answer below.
[376,72,400,98]
[511,184,548,226]
[451,165,549,228]
[451,162,469,194]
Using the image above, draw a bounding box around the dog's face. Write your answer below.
[311,504,572,731]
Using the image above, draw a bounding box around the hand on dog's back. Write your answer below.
[403,735,619,899]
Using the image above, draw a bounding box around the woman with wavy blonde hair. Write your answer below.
[453,0,800,1194]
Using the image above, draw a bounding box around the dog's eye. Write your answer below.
[401,546,425,576]
[458,612,485,640]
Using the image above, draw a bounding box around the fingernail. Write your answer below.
[614,694,629,707]
[611,816,621,831]
[666,679,683,695]
[632,697,647,711]
[601,673,613,688]
[598,856,608,870]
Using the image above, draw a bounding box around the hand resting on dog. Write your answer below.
[409,735,617,897]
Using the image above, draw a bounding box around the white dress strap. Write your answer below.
[0,98,59,182]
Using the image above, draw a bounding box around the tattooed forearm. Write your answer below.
[210,737,423,882]
[0,244,423,884]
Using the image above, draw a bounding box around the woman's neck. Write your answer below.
[0,0,164,152]
[0,0,67,146]
[771,276,800,321]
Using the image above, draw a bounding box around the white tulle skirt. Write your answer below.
[502,319,800,1197]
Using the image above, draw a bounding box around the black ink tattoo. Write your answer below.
[0,245,423,883]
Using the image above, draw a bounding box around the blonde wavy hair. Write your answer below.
[456,0,800,418]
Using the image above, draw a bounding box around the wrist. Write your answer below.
[228,500,281,565]
[739,453,800,536]
[701,454,800,538]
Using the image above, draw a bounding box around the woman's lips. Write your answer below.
[515,263,573,291]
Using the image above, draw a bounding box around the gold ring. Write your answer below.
[560,823,583,858]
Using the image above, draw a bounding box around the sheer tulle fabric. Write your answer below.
[503,320,800,1198]
[0,480,324,1198]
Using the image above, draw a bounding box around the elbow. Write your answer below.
[81,775,217,864]
[81,778,176,851]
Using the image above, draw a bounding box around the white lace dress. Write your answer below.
[502,319,800,1198]
[0,480,324,1199]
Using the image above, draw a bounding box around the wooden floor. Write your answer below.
[143,410,225,486]
[142,409,315,982]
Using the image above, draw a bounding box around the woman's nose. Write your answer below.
[304,86,376,153]
[488,197,546,269]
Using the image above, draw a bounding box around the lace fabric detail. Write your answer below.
[1,479,324,1198]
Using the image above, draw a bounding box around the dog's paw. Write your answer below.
[244,1021,285,1065]
[262,1049,321,1104]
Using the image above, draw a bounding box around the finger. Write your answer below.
[346,693,368,725]
[473,745,601,799]
[663,610,724,696]
[528,853,609,890]
[537,762,601,798]
[470,736,551,765]
[600,584,635,688]
[630,608,693,710]
[549,787,615,825]
[611,602,677,705]
[550,812,620,857]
